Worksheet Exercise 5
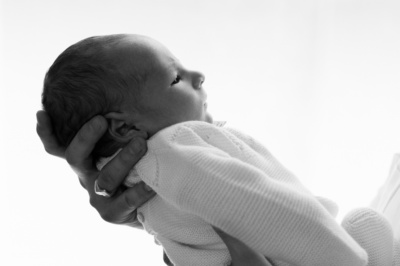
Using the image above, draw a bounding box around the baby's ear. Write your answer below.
[105,112,148,142]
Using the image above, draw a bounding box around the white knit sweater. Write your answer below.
[101,121,367,266]
[371,154,400,240]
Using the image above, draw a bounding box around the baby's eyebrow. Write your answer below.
[167,54,183,67]
[168,57,178,68]
[166,59,180,75]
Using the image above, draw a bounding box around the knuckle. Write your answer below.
[89,197,97,208]
[128,139,146,155]
[91,200,114,223]
[44,146,52,155]
[124,192,138,209]
[118,139,147,165]
[78,179,87,190]
[65,151,75,166]
[100,212,114,223]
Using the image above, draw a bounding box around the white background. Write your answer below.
[1,0,400,265]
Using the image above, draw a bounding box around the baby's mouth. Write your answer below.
[203,91,208,109]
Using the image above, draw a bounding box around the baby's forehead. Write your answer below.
[112,37,176,77]
[107,44,152,75]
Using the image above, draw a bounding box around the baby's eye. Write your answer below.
[171,75,181,86]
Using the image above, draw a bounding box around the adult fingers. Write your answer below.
[65,115,107,178]
[97,137,147,194]
[36,110,65,158]
[93,182,156,224]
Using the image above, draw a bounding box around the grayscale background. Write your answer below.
[1,0,400,265]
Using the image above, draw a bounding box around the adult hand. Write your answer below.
[213,227,273,266]
[36,110,155,226]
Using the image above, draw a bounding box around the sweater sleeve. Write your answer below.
[137,126,368,266]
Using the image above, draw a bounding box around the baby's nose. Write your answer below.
[192,71,205,90]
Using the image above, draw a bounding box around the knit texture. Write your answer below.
[371,154,400,240]
[101,121,368,266]
[342,208,394,266]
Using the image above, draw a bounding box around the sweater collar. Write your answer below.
[213,121,227,127]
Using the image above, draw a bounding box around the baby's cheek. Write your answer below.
[183,99,200,117]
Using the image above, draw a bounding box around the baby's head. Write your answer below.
[42,34,212,160]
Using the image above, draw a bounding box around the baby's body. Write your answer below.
[99,120,365,266]
[43,34,398,266]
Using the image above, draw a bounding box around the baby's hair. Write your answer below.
[42,34,142,161]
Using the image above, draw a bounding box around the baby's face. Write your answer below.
[116,35,212,136]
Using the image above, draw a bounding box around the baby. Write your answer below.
[42,34,392,266]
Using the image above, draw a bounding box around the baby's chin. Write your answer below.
[204,112,213,124]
